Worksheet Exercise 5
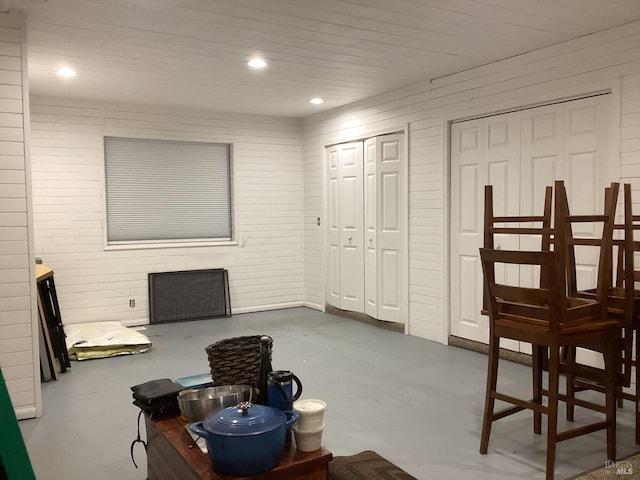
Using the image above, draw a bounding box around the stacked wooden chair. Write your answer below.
[610,184,640,445]
[479,181,621,480]
[560,183,632,411]
[615,202,640,444]
[561,183,640,445]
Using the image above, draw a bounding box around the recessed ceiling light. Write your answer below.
[248,58,267,69]
[310,97,324,105]
[56,67,77,78]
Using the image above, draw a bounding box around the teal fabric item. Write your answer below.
[0,367,35,480]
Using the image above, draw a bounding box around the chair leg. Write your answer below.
[617,384,624,408]
[635,330,640,445]
[564,346,576,422]
[532,344,543,434]
[546,346,560,480]
[480,337,500,454]
[617,334,626,408]
[604,338,618,461]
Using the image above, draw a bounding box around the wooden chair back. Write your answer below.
[483,184,553,251]
[483,184,553,311]
[480,248,566,337]
[555,180,618,306]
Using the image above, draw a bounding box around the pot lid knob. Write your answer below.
[237,401,252,416]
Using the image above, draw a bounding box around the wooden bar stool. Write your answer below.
[482,183,553,423]
[479,181,620,480]
[608,185,640,444]
[618,235,640,444]
[558,183,637,436]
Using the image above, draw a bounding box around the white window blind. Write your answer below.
[104,137,232,244]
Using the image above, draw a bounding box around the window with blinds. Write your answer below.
[104,137,233,245]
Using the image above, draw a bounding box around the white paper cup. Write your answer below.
[293,398,326,431]
[293,423,324,452]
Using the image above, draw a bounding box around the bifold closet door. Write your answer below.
[326,142,365,313]
[450,94,611,350]
[327,134,406,322]
[450,112,520,346]
[364,134,405,323]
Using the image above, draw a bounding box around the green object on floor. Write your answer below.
[0,367,35,480]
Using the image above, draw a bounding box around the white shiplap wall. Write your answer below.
[29,98,303,325]
[0,11,40,419]
[302,20,640,344]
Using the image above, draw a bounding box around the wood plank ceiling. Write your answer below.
[10,0,640,117]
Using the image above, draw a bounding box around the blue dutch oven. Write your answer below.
[189,401,299,476]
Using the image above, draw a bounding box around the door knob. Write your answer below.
[369,238,373,246]
[348,236,352,245]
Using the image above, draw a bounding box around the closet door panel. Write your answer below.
[329,244,340,303]
[565,98,607,292]
[379,171,401,316]
[450,120,486,342]
[520,105,561,295]
[338,142,364,312]
[450,112,519,345]
[485,113,521,351]
[381,249,400,311]
[364,138,377,316]
[376,133,405,323]
[326,147,341,308]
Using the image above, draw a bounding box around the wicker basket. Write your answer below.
[205,335,272,393]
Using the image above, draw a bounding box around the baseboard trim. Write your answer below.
[448,335,532,366]
[325,305,404,333]
[232,302,304,314]
[15,405,37,420]
[110,303,308,327]
[120,318,149,327]
[303,301,324,311]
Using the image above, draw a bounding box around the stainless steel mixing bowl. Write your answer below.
[178,385,252,422]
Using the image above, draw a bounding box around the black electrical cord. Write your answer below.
[130,409,148,469]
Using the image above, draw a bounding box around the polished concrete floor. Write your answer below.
[18,307,640,480]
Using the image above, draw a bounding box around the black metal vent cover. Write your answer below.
[148,268,231,324]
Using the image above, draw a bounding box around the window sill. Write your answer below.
[105,240,238,251]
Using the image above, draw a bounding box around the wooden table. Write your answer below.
[145,414,332,480]
[35,263,54,282]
